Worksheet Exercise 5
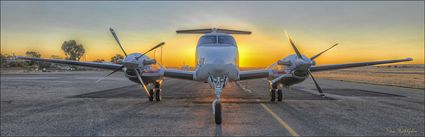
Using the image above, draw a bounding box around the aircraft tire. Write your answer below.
[148,89,154,101]
[277,89,283,101]
[215,102,222,124]
[155,89,162,101]
[270,89,276,101]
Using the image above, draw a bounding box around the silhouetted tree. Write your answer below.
[25,51,41,66]
[61,40,85,61]
[110,54,124,64]
[0,53,6,67]
[0,53,27,68]
[25,51,41,58]
[50,55,62,59]
[93,59,105,63]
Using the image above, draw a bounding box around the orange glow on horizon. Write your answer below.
[1,2,423,67]
[1,31,423,68]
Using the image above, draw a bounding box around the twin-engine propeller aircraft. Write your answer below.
[17,28,412,124]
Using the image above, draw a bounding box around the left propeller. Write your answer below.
[96,28,165,84]
[271,31,338,97]
[96,28,128,83]
[110,28,128,56]
[96,28,165,97]
[135,42,165,60]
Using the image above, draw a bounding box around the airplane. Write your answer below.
[17,28,413,124]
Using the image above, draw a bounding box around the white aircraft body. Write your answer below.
[18,28,412,124]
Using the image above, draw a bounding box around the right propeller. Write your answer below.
[271,31,339,97]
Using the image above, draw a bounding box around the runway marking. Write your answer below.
[260,103,300,137]
[235,81,252,93]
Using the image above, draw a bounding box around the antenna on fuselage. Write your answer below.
[176,28,251,35]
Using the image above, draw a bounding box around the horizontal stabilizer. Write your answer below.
[176,28,251,35]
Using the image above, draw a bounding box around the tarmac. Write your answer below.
[1,71,424,136]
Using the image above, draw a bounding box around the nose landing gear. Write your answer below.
[210,76,227,124]
[213,100,222,124]
[212,84,223,124]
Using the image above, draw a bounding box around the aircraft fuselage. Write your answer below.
[193,33,240,81]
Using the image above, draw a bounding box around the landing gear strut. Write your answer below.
[148,89,154,101]
[277,89,283,101]
[210,76,227,124]
[270,84,283,102]
[213,100,222,124]
[270,89,276,101]
[155,89,162,101]
[213,86,223,124]
[148,82,162,101]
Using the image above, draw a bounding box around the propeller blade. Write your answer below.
[135,42,165,60]
[109,28,128,57]
[308,70,324,96]
[285,31,303,59]
[134,69,151,97]
[95,66,124,83]
[310,43,339,60]
[271,73,292,84]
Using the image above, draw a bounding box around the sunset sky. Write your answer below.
[1,1,423,67]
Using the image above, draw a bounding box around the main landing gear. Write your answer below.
[148,82,162,101]
[270,84,283,102]
[269,89,283,101]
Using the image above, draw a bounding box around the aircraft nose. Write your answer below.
[212,59,226,64]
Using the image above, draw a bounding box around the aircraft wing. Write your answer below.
[16,56,122,70]
[310,58,413,72]
[237,58,412,80]
[163,69,270,81]
[163,69,194,80]
[239,69,270,80]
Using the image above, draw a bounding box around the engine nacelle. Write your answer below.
[143,59,157,66]
[277,60,291,66]
[277,54,313,71]
[291,70,308,79]
[122,53,153,70]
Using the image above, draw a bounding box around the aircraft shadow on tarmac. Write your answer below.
[67,84,335,101]
[321,88,404,97]
[68,85,146,99]
[67,85,403,102]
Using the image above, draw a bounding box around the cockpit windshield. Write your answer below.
[218,36,235,45]
[199,36,216,45]
[199,35,236,45]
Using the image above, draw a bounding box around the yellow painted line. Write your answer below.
[260,103,300,137]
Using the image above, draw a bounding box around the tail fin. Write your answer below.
[176,28,251,35]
